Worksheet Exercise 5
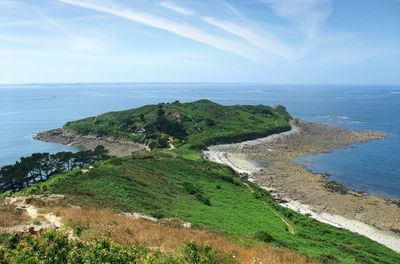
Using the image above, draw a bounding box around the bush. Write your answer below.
[182,182,211,206]
[183,241,235,264]
[182,182,202,195]
[0,230,177,264]
[0,230,239,263]
[205,119,215,127]
[158,135,170,148]
[253,230,275,243]
[195,193,211,206]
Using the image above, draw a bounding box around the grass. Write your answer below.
[19,152,400,264]
[0,203,29,227]
[0,229,234,264]
[58,207,313,264]
[64,99,291,149]
[6,100,400,263]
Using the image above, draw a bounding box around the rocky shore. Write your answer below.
[203,119,400,252]
[34,128,149,156]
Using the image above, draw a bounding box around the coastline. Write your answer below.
[202,119,400,253]
[34,128,149,156]
[33,120,400,252]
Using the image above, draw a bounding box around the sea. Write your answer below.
[0,83,399,199]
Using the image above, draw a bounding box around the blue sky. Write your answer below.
[0,0,399,84]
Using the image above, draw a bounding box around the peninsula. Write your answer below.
[2,100,399,263]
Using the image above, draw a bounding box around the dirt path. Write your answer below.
[243,182,295,235]
[3,196,69,235]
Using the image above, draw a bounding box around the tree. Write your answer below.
[158,135,169,148]
[205,119,215,127]
[144,123,156,135]
[94,145,110,161]
[0,149,111,193]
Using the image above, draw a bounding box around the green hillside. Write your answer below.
[19,152,400,264]
[3,100,399,263]
[64,99,291,150]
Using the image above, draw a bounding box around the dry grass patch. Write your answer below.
[0,203,29,227]
[60,207,314,264]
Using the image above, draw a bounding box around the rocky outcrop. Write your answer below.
[120,213,192,229]
[34,128,149,156]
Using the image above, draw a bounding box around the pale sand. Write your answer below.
[203,120,400,253]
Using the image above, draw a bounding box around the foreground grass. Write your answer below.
[19,152,400,264]
[0,230,235,264]
[59,207,313,264]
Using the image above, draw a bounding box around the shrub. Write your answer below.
[0,230,179,263]
[205,119,215,127]
[195,193,211,206]
[253,230,274,243]
[182,182,202,195]
[183,241,235,264]
[181,182,211,206]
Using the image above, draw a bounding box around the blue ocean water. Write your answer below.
[0,84,399,198]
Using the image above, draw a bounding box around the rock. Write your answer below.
[159,218,192,229]
[34,128,149,157]
[121,212,159,223]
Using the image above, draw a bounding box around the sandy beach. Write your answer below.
[203,119,400,253]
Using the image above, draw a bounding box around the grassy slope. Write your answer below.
[20,152,400,264]
[12,100,400,263]
[64,100,291,149]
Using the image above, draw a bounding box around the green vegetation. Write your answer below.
[3,100,399,263]
[64,99,291,150]
[20,152,400,264]
[0,230,232,264]
[0,146,110,193]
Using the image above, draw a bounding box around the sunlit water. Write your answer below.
[0,83,399,198]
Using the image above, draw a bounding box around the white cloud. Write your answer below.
[203,16,295,60]
[58,0,264,62]
[259,0,331,38]
[0,15,103,27]
[53,0,388,67]
[160,1,194,16]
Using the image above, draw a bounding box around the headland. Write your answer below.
[34,128,149,156]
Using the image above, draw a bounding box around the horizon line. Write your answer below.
[0,82,399,87]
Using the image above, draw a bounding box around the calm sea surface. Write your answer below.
[0,83,399,198]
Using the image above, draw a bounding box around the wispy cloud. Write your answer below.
[3,0,390,69]
[0,15,104,27]
[57,0,263,62]
[259,0,331,38]
[160,1,194,16]
[202,17,295,60]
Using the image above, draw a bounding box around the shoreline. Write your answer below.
[202,119,400,253]
[34,128,149,156]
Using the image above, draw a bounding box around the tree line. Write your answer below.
[0,145,110,193]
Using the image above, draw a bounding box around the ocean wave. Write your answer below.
[390,91,400,94]
[328,115,349,120]
[0,111,29,116]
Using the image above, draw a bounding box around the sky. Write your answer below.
[0,0,399,84]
